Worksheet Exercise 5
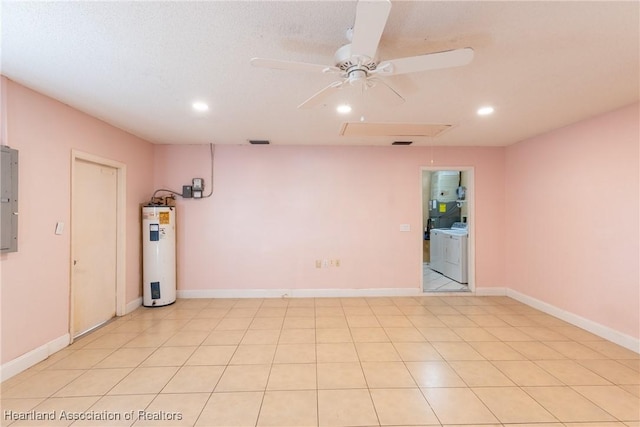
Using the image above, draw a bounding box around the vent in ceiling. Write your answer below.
[340,122,452,138]
[392,141,413,145]
[249,140,270,144]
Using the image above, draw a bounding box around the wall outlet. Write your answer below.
[399,224,411,232]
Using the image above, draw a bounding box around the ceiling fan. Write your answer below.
[250,0,474,109]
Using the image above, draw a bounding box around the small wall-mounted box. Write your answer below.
[1,146,19,253]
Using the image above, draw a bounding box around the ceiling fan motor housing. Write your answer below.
[334,44,378,78]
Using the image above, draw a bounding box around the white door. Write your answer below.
[71,159,118,337]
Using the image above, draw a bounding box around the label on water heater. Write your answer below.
[159,212,170,224]
[149,224,159,241]
[150,282,161,299]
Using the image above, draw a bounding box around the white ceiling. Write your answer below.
[2,1,638,146]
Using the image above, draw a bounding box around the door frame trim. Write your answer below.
[420,166,475,293]
[70,150,127,342]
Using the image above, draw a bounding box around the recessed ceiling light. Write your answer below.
[477,106,494,116]
[336,104,352,114]
[192,101,209,112]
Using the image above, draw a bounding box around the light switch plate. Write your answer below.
[399,224,411,232]
[55,222,64,235]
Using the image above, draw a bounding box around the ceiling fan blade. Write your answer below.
[250,58,340,74]
[351,0,392,60]
[298,80,345,109]
[375,47,474,76]
[367,78,405,106]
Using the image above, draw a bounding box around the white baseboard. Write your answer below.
[507,289,639,354]
[177,287,422,299]
[0,334,70,383]
[474,287,507,296]
[125,297,142,314]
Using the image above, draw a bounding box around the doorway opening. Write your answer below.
[421,167,475,293]
[70,150,126,341]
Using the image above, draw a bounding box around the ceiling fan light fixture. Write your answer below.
[477,106,495,116]
[336,104,352,114]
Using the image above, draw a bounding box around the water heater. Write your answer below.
[142,205,176,307]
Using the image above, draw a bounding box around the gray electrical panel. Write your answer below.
[1,146,18,253]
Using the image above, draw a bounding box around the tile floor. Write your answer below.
[423,263,469,292]
[2,296,639,427]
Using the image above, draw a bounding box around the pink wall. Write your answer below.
[0,79,154,363]
[154,144,506,293]
[505,102,640,339]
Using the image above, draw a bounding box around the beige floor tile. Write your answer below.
[408,315,447,328]
[249,317,284,330]
[230,344,276,365]
[361,362,416,388]
[196,391,263,427]
[350,327,389,343]
[257,307,287,317]
[422,387,499,425]
[215,364,270,392]
[2,370,85,398]
[469,341,526,360]
[383,327,425,342]
[163,331,208,346]
[317,389,378,426]
[215,317,252,331]
[418,327,462,341]
[346,316,380,328]
[340,298,369,307]
[315,328,352,343]
[376,315,413,328]
[241,329,281,345]
[406,361,466,387]
[536,360,612,385]
[578,359,640,384]
[506,341,567,360]
[370,388,439,425]
[622,384,640,398]
[162,365,224,393]
[12,396,100,427]
[342,306,374,316]
[316,307,345,317]
[551,325,604,341]
[0,398,45,426]
[355,342,400,361]
[464,314,509,327]
[286,308,316,317]
[47,349,114,370]
[123,332,173,348]
[483,327,535,341]
[449,361,514,386]
[393,342,443,361]
[371,305,403,316]
[72,394,155,426]
[134,393,209,426]
[452,327,499,342]
[283,316,316,329]
[273,343,316,363]
[583,341,640,360]
[95,347,156,368]
[267,363,316,390]
[81,333,139,349]
[316,317,349,329]
[108,366,179,395]
[492,360,563,386]
[226,308,259,318]
[473,386,557,424]
[573,385,640,421]
[563,423,627,427]
[194,308,229,319]
[436,315,477,327]
[279,328,316,343]
[517,326,568,341]
[53,368,131,397]
[202,330,244,345]
[317,362,367,389]
[524,386,616,422]
[545,341,608,359]
[186,345,236,365]
[432,342,485,360]
[257,390,317,427]
[140,346,196,367]
[316,343,359,362]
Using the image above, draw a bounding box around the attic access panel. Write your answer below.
[1,146,18,253]
[340,122,452,138]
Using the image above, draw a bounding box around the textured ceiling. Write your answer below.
[2,1,638,146]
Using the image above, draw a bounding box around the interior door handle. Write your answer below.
[74,260,78,266]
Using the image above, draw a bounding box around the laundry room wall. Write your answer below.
[505,102,640,341]
[153,144,506,295]
[0,78,155,366]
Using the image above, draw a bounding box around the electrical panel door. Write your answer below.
[0,146,18,253]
